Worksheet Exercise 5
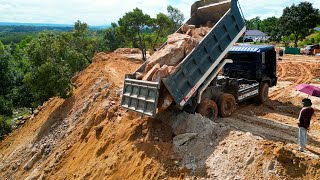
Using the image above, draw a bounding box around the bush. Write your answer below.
[0,96,13,116]
[0,116,12,140]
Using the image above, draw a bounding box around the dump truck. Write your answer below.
[121,0,277,119]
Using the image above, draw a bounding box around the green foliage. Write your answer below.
[118,8,152,61]
[298,31,320,47]
[260,17,282,42]
[0,32,37,45]
[0,21,102,122]
[0,115,12,140]
[24,30,91,105]
[279,2,320,47]
[281,35,295,47]
[0,97,13,117]
[245,17,261,30]
[150,13,173,49]
[102,23,124,52]
[0,41,14,116]
[167,5,184,32]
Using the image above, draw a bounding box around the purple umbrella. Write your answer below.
[295,84,320,97]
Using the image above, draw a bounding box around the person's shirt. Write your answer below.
[298,107,314,129]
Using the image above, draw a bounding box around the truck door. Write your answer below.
[264,50,277,85]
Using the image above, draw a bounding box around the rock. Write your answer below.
[107,108,116,119]
[167,33,190,44]
[95,124,104,132]
[135,72,144,80]
[185,163,197,170]
[152,65,176,81]
[144,34,187,73]
[192,27,210,38]
[267,160,275,171]
[143,63,161,81]
[94,110,107,125]
[180,24,196,33]
[185,37,200,55]
[81,119,94,139]
[34,110,40,116]
[116,89,123,97]
[158,88,174,112]
[25,168,41,180]
[173,133,198,147]
[246,155,255,165]
[222,149,228,154]
[92,52,109,62]
[23,148,44,170]
[114,48,141,54]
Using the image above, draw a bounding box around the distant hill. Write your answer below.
[0,22,110,30]
[0,22,111,44]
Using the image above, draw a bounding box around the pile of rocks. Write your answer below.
[136,22,214,82]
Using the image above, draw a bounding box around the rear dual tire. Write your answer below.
[196,99,218,120]
[217,93,236,117]
[197,93,236,120]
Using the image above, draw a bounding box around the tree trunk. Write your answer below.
[152,29,161,50]
[294,34,299,48]
[138,32,147,61]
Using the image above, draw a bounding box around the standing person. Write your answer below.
[298,98,314,152]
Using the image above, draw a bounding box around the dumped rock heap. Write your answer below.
[136,22,214,81]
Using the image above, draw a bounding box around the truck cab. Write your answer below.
[223,45,277,87]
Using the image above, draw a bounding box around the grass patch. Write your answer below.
[6,108,30,125]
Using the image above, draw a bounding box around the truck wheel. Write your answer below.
[196,99,218,121]
[217,93,236,117]
[258,82,269,104]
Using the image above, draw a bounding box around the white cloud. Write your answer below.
[0,0,319,25]
[239,0,320,20]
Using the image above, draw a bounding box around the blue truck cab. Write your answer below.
[223,45,277,87]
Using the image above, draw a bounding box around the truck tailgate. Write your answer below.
[121,76,160,117]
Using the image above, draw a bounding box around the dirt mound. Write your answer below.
[0,54,320,179]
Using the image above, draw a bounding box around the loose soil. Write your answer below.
[0,53,319,179]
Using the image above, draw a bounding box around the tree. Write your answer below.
[118,8,152,61]
[72,20,98,63]
[167,5,185,32]
[102,23,124,51]
[245,17,261,30]
[279,2,320,47]
[0,41,13,116]
[0,115,12,140]
[150,13,173,49]
[24,28,92,106]
[260,17,282,42]
[74,20,89,37]
[8,38,34,108]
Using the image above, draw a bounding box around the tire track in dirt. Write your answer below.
[270,62,313,100]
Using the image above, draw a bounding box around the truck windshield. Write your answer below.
[226,53,259,63]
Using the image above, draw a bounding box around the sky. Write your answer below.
[0,0,320,26]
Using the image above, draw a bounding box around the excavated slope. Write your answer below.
[0,52,320,180]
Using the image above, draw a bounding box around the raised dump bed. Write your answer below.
[121,0,246,117]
